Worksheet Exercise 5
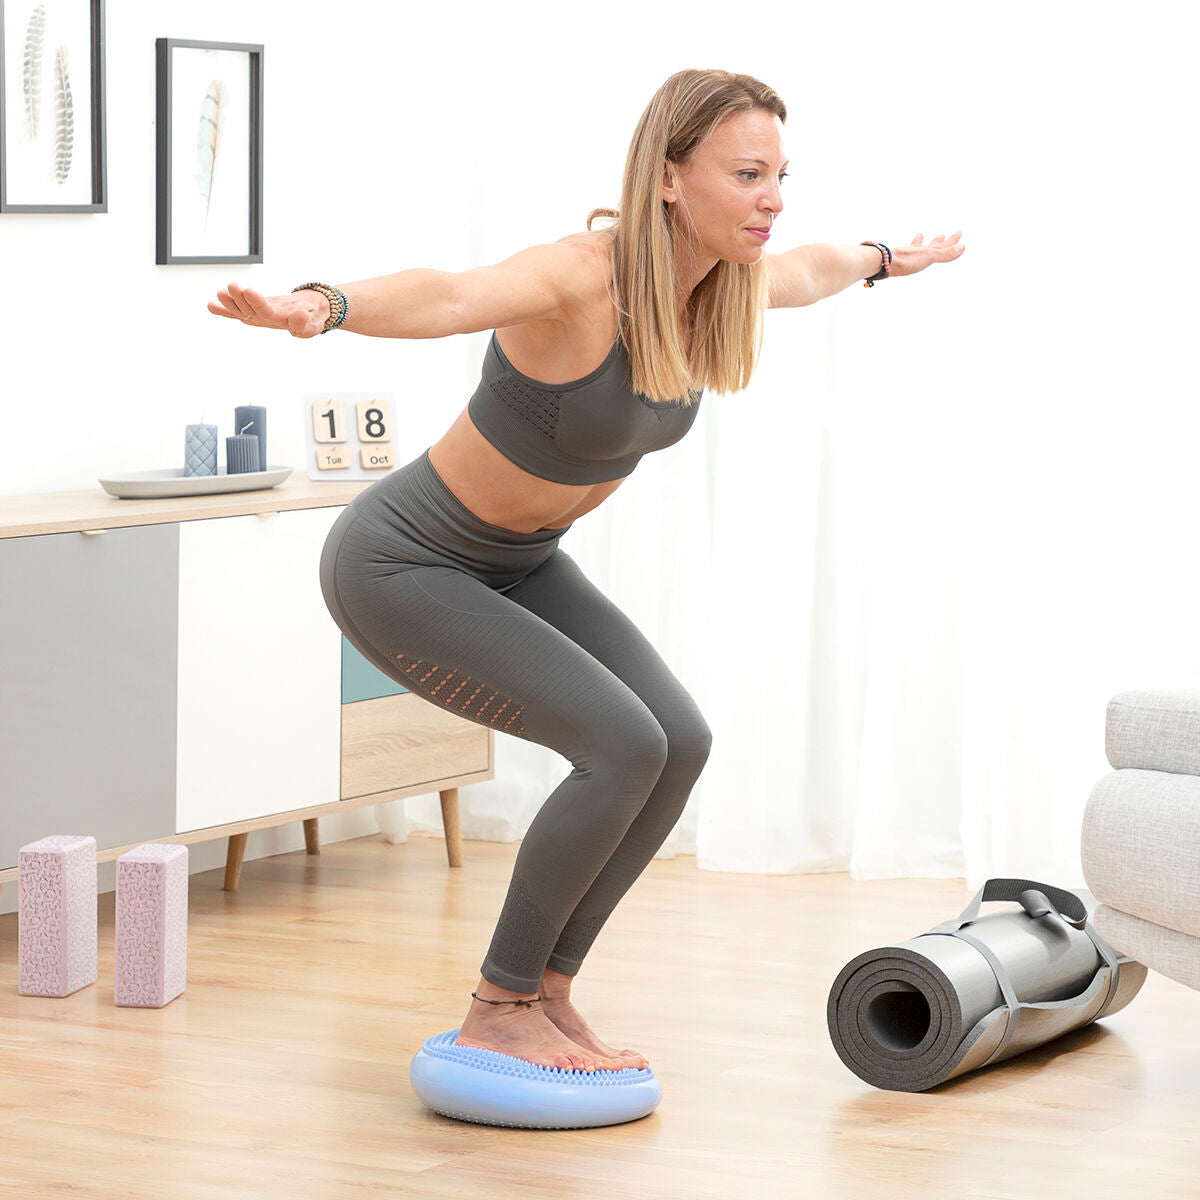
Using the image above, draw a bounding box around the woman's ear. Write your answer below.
[661,159,677,206]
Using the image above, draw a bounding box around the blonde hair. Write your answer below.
[586,68,787,404]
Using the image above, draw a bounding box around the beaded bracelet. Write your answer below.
[292,281,350,333]
[860,241,892,287]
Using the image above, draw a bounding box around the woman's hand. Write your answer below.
[887,232,965,279]
[207,282,330,338]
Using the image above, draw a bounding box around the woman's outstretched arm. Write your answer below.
[767,232,965,308]
[206,242,588,340]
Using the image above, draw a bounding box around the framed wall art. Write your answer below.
[0,0,107,212]
[155,37,262,265]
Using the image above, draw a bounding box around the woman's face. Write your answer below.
[663,108,788,266]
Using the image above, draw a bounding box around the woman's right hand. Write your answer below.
[207,282,330,338]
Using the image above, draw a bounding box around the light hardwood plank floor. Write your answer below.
[1,831,1198,1199]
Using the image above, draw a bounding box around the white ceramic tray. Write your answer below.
[98,465,293,500]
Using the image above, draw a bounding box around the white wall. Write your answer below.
[1,0,488,497]
[1,1,485,910]
[5,0,1199,899]
[7,0,1196,524]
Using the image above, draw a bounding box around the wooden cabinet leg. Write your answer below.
[223,832,248,891]
[439,787,463,868]
[303,817,320,855]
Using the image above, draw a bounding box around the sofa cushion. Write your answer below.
[1093,902,1200,992]
[1082,768,1200,939]
[1107,687,1200,774]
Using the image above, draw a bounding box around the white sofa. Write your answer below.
[1082,688,1200,991]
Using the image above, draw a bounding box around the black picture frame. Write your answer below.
[0,0,107,212]
[155,37,262,265]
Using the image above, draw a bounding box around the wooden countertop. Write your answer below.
[0,472,378,538]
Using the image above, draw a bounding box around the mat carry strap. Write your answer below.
[923,877,1124,1067]
[943,877,1088,929]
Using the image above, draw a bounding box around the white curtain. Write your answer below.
[400,0,1200,892]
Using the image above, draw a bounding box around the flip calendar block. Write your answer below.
[18,835,98,998]
[304,393,398,480]
[114,844,189,1009]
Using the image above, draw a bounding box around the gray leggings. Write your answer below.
[318,449,712,993]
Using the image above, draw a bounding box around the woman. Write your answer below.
[208,68,964,1075]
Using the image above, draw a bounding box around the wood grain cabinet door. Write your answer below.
[175,507,343,833]
[0,525,180,870]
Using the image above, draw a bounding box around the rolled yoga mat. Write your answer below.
[827,878,1147,1092]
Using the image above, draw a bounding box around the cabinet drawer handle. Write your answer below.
[79,529,109,536]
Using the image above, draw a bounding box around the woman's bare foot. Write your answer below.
[454,977,625,1072]
[539,967,650,1071]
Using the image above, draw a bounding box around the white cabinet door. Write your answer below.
[176,507,344,833]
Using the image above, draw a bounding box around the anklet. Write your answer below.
[471,991,542,1007]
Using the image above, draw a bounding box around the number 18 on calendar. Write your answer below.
[303,393,397,481]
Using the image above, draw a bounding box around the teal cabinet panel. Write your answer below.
[0,525,180,871]
[341,636,408,704]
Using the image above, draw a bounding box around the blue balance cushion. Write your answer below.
[410,1029,663,1129]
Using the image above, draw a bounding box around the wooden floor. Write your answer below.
[1,831,1198,1199]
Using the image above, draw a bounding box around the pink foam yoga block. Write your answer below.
[115,843,189,1009]
[18,835,98,998]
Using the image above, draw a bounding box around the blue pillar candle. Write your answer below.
[184,424,218,477]
[226,433,261,474]
[234,406,267,473]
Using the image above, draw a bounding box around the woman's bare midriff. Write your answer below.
[425,229,687,535]
[428,408,628,533]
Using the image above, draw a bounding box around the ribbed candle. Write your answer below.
[226,432,261,474]
[234,406,267,474]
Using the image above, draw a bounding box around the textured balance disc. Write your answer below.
[410,1029,663,1129]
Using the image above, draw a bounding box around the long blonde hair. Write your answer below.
[586,68,787,405]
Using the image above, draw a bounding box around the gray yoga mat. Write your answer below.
[827,878,1147,1092]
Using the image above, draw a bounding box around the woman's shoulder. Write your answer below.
[552,229,619,324]
[556,228,612,252]
[490,230,620,379]
[555,229,614,282]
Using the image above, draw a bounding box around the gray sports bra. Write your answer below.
[466,328,702,485]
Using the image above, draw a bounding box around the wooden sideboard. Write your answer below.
[0,474,493,900]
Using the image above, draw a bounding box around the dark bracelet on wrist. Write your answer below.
[860,241,892,288]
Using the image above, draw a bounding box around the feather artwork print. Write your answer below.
[22,2,47,143]
[193,79,229,229]
[52,44,74,183]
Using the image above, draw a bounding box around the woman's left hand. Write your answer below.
[888,231,965,278]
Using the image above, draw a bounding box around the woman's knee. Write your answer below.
[587,704,670,783]
[592,702,711,793]
[663,712,713,777]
